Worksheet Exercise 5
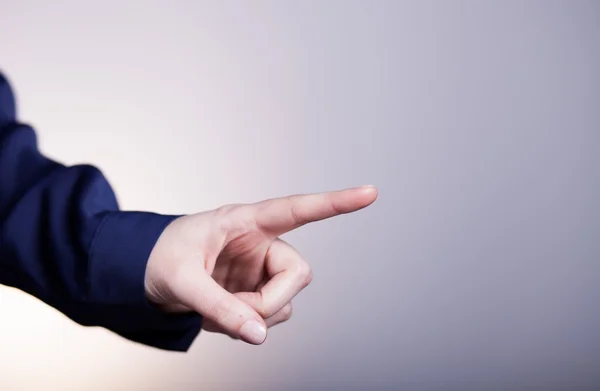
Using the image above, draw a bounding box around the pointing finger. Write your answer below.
[253,185,378,236]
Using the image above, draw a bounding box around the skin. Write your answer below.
[144,185,378,345]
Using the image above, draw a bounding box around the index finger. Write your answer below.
[253,185,378,235]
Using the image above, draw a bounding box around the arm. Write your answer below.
[0,73,202,352]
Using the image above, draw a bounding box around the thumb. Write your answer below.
[173,270,268,345]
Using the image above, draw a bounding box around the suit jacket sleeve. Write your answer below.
[0,73,202,352]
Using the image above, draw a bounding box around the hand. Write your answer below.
[144,185,378,345]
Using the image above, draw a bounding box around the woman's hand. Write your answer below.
[144,186,378,345]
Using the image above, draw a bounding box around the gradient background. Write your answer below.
[1,1,599,390]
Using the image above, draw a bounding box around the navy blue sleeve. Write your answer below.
[0,73,202,352]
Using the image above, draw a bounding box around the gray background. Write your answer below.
[1,1,599,390]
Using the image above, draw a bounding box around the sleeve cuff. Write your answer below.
[87,211,202,351]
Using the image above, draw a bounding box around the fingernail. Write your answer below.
[240,320,267,344]
[360,185,377,192]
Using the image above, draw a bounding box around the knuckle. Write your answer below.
[325,193,341,216]
[295,263,312,287]
[288,196,306,225]
[253,293,269,318]
[215,204,237,217]
[213,205,235,232]
[282,304,293,320]
[214,204,254,235]
[262,304,277,319]
[304,269,314,287]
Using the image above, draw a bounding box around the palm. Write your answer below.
[212,233,270,293]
